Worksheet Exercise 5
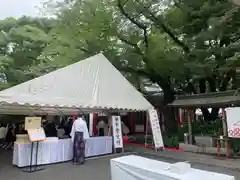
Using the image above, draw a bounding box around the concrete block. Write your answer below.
[179,143,198,152]
[195,136,213,147]
[205,147,217,154]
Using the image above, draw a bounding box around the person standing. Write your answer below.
[64,117,73,137]
[44,120,57,137]
[70,116,89,165]
[0,125,6,146]
[96,120,106,136]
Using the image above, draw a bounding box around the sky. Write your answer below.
[0,0,48,19]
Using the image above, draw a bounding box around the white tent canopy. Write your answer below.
[0,54,153,115]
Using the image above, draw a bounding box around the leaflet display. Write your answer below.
[27,128,46,142]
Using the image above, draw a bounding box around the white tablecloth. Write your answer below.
[13,136,113,167]
[111,155,235,180]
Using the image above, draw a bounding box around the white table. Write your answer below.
[13,136,113,167]
[111,155,235,180]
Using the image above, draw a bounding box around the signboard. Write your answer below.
[25,117,42,130]
[148,109,164,148]
[27,127,46,142]
[112,116,123,148]
[226,107,240,138]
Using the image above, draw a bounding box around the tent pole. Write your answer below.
[122,111,125,153]
[187,108,192,144]
[144,111,149,148]
[106,111,115,154]
[76,108,85,115]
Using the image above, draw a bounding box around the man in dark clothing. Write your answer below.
[64,118,73,137]
[44,121,57,137]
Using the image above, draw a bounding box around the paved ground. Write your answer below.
[140,153,240,179]
[125,144,240,170]
[0,149,113,180]
[0,146,239,180]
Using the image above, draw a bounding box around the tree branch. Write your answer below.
[117,35,143,56]
[117,0,174,93]
[219,70,234,91]
[135,0,190,53]
[119,66,150,77]
[117,0,149,55]
[149,13,189,53]
[119,65,171,92]
[76,41,100,55]
[117,0,147,30]
[173,0,193,16]
[79,47,94,55]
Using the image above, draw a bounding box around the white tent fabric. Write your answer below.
[0,53,153,115]
[0,94,99,115]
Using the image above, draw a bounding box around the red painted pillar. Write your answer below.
[143,112,146,133]
[216,140,220,156]
[92,113,98,136]
[129,112,135,134]
[178,108,183,126]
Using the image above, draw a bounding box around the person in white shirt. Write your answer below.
[70,116,89,165]
[0,125,6,145]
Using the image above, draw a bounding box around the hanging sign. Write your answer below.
[226,107,240,138]
[148,109,164,148]
[112,116,123,148]
[25,117,42,130]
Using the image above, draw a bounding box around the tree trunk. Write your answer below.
[207,78,219,121]
[125,68,178,133]
[199,78,212,121]
[199,78,219,121]
[161,83,177,133]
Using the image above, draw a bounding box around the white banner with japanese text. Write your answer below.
[226,107,240,138]
[112,116,123,148]
[148,109,164,148]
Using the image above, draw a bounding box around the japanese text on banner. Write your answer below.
[148,109,164,148]
[112,116,123,148]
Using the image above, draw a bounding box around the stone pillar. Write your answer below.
[188,109,193,144]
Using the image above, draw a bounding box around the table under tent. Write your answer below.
[0,53,161,168]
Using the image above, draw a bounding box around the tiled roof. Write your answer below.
[168,90,240,107]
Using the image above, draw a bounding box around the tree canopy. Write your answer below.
[1,0,240,132]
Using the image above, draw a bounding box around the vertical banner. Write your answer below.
[226,107,240,138]
[112,116,123,148]
[148,109,164,148]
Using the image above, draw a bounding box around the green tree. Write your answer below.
[41,0,182,131]
[0,17,55,87]
[41,0,240,131]
[165,0,240,119]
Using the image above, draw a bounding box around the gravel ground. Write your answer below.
[0,150,239,180]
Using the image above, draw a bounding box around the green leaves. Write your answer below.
[1,0,240,94]
[0,55,14,70]
[9,25,50,44]
[0,16,54,88]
